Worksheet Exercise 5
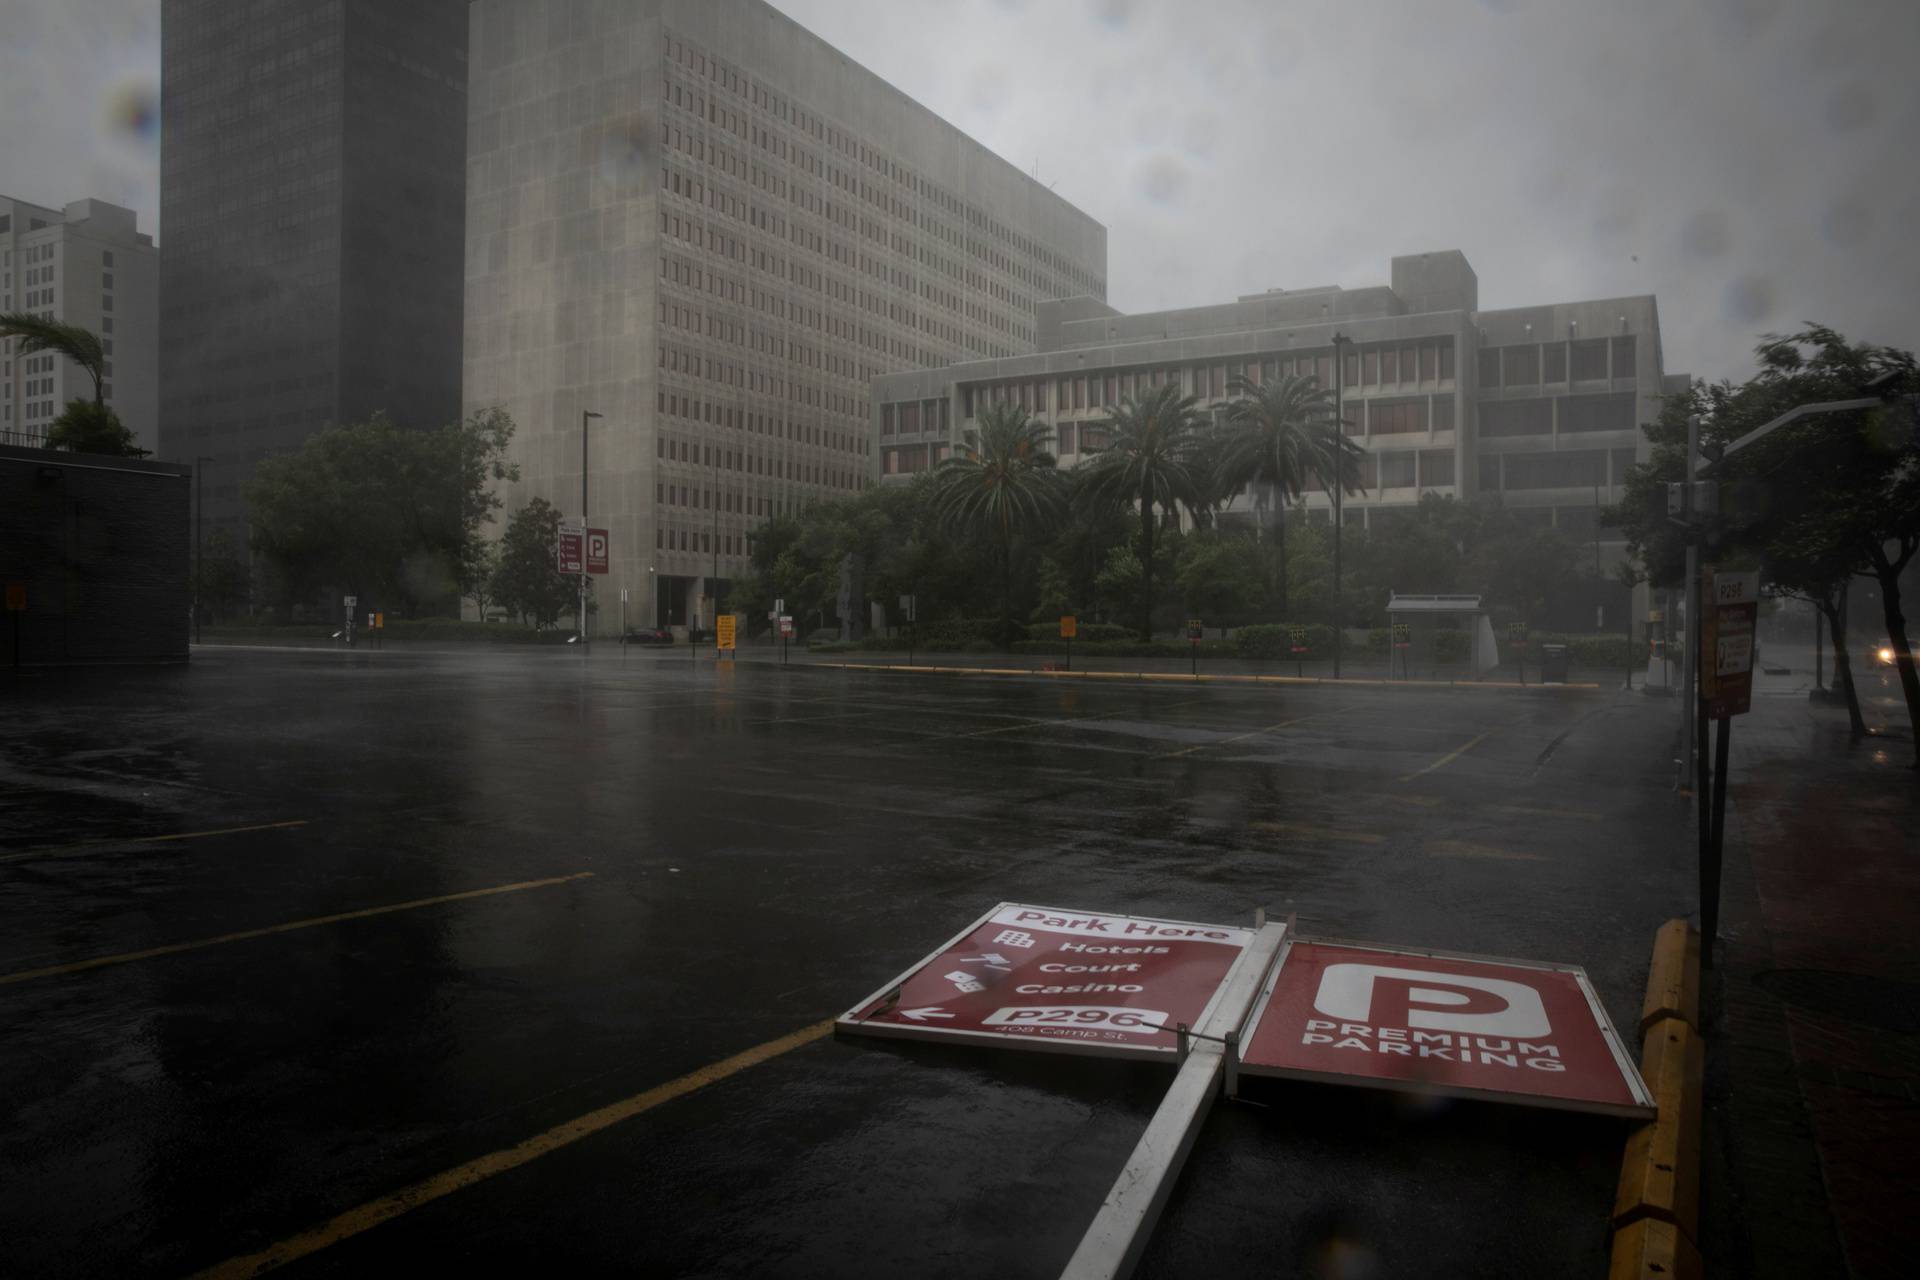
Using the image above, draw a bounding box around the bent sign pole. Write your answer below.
[1061,920,1288,1280]
[1700,568,1758,968]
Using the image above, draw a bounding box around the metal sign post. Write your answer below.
[1509,620,1528,685]
[1186,618,1203,678]
[1699,567,1758,968]
[1061,615,1077,671]
[778,613,793,665]
[343,594,357,648]
[1288,623,1306,678]
[900,593,917,667]
[1392,622,1411,681]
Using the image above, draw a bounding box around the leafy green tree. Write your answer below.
[1174,528,1268,630]
[44,398,147,457]
[1612,325,1919,757]
[928,403,1068,647]
[1217,372,1351,615]
[246,408,519,616]
[460,539,503,623]
[489,498,581,627]
[192,528,251,623]
[1077,384,1217,640]
[1,312,106,408]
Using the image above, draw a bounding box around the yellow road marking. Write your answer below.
[1252,820,1386,846]
[1426,839,1546,862]
[1398,729,1494,782]
[0,873,594,986]
[1160,707,1356,759]
[188,1019,836,1279]
[0,819,310,865]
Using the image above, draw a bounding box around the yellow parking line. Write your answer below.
[1252,820,1386,846]
[1398,729,1494,782]
[0,873,594,986]
[188,1019,836,1279]
[1426,839,1546,862]
[0,819,310,865]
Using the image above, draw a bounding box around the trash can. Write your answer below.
[1539,642,1570,684]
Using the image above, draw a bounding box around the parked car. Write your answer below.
[623,627,674,646]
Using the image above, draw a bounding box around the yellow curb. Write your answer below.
[1640,918,1701,1034]
[1608,1217,1703,1280]
[813,662,1599,691]
[1613,1015,1705,1243]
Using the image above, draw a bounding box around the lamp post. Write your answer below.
[1330,332,1352,679]
[580,410,601,644]
[194,455,212,644]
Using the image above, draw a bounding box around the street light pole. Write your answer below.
[1330,332,1351,679]
[194,455,212,644]
[581,410,601,644]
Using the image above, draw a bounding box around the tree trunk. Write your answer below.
[1000,537,1014,652]
[1867,544,1920,767]
[1275,500,1289,619]
[1139,489,1156,643]
[1822,598,1868,738]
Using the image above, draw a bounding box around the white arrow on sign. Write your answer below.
[900,1006,954,1022]
[959,953,1011,970]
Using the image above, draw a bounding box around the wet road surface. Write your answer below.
[1,647,1696,1278]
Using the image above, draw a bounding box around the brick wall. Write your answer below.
[0,445,190,665]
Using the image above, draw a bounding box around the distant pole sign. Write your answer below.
[1060,615,1077,639]
[556,530,584,574]
[715,614,737,651]
[585,528,610,575]
[1702,568,1758,719]
[1187,619,1204,642]
[778,614,794,638]
[344,595,358,609]
[838,903,1256,1061]
[1392,622,1410,649]
[1237,940,1654,1118]
[1288,624,1307,654]
[1507,621,1528,649]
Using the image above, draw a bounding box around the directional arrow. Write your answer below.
[900,1006,954,1022]
[959,953,1011,969]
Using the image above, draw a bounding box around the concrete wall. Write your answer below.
[0,445,190,665]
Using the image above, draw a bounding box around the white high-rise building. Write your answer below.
[0,195,158,454]
[464,0,1107,634]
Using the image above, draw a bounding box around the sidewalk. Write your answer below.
[1705,673,1917,1279]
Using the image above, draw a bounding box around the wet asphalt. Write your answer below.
[0,647,1696,1278]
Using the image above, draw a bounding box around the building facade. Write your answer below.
[464,0,1107,633]
[874,250,1684,622]
[1,196,158,454]
[158,0,470,545]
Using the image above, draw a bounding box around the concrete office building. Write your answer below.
[874,250,1686,625]
[1,196,158,454]
[464,0,1106,633]
[159,0,470,545]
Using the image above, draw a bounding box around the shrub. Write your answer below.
[1234,623,1336,660]
[1024,620,1132,643]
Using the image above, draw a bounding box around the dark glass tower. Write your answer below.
[158,0,469,540]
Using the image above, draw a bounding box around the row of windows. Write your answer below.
[880,400,951,436]
[1478,393,1637,438]
[655,393,867,459]
[1476,447,1637,490]
[1478,337,1635,388]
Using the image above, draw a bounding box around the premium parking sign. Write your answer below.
[1238,940,1653,1117]
[839,903,1258,1060]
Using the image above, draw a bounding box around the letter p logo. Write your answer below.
[1313,963,1549,1038]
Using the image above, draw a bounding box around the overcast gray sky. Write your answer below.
[4,0,1915,383]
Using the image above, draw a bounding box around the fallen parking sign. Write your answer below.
[838,903,1258,1060]
[1237,940,1654,1118]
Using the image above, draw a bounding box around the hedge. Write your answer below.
[1234,623,1337,660]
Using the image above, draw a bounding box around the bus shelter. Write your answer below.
[1385,593,1500,679]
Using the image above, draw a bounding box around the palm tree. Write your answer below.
[928,402,1067,647]
[0,313,106,407]
[1077,383,1217,641]
[1216,372,1333,616]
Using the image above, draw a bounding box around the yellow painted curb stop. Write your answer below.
[1610,919,1704,1268]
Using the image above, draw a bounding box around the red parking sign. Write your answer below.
[1238,941,1653,1117]
[839,903,1255,1060]
[586,528,610,575]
